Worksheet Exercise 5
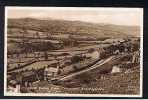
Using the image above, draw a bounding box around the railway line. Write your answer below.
[7,51,129,84]
[56,54,124,82]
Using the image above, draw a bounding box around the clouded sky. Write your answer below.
[6,7,143,26]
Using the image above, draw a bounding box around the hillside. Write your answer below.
[7,18,140,38]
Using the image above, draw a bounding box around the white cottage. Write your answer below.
[44,65,60,80]
[111,65,121,73]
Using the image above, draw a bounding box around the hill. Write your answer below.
[7,18,140,38]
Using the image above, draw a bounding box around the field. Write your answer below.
[6,18,141,95]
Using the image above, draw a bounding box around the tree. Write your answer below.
[71,55,82,64]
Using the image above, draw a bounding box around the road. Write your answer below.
[58,55,122,81]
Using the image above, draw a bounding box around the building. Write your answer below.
[7,80,20,93]
[44,65,60,80]
[111,65,121,73]
[132,51,140,63]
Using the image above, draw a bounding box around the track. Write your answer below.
[58,55,122,81]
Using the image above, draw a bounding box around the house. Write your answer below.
[44,65,60,80]
[111,65,121,73]
[132,51,140,63]
[7,80,20,93]
[7,84,20,93]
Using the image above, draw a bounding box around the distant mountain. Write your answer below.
[8,18,140,37]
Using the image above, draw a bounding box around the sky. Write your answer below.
[6,7,143,26]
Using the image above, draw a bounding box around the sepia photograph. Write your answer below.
[4,7,143,97]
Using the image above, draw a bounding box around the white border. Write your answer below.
[4,6,143,97]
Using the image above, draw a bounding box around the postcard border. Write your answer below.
[4,6,143,97]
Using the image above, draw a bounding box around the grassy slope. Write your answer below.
[8,18,140,38]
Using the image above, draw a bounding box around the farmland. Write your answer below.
[7,18,140,95]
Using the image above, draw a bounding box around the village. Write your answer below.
[7,27,140,94]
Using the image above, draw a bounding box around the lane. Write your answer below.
[58,53,126,81]
[58,56,115,81]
